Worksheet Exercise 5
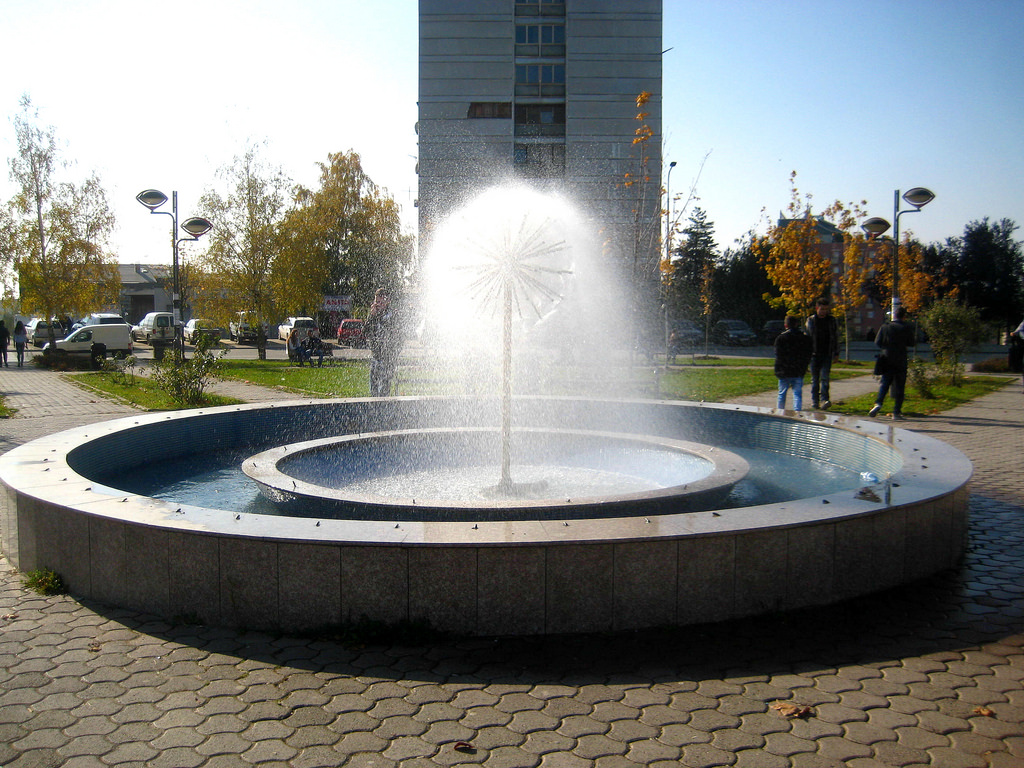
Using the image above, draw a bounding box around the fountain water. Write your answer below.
[0,186,973,636]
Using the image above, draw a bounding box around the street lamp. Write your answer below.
[861,187,935,318]
[663,160,677,364]
[136,189,213,356]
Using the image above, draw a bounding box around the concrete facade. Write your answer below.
[418,0,663,282]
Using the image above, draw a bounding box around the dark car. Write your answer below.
[712,319,757,346]
[669,320,702,352]
[759,319,785,345]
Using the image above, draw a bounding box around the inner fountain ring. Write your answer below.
[0,396,971,636]
[242,427,750,521]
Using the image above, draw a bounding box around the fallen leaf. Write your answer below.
[974,706,995,717]
[453,741,475,753]
[1,613,18,620]
[770,701,813,719]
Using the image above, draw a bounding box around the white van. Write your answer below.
[132,312,176,344]
[44,324,133,359]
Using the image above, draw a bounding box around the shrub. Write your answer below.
[23,568,66,595]
[972,356,1011,373]
[908,358,936,399]
[151,337,226,405]
[103,354,138,385]
[921,298,987,385]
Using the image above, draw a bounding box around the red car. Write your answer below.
[336,319,365,347]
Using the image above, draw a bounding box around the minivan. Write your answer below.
[44,324,133,358]
[133,312,176,344]
[26,318,64,347]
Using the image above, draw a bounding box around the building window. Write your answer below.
[514,103,565,137]
[515,24,565,57]
[514,0,566,18]
[512,143,566,177]
[515,64,565,84]
[467,102,512,119]
[514,64,566,98]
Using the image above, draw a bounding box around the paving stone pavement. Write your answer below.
[1,367,1022,768]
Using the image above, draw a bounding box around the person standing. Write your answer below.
[364,288,402,397]
[774,315,813,411]
[12,320,28,367]
[869,306,916,420]
[805,297,839,410]
[1010,318,1024,391]
[0,320,9,367]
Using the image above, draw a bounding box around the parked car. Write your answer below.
[759,319,786,345]
[336,319,366,347]
[277,316,318,340]
[712,319,758,346]
[132,311,176,345]
[72,313,130,332]
[43,323,132,359]
[183,318,222,345]
[669,319,702,352]
[26,318,64,347]
[229,312,270,343]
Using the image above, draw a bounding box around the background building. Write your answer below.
[418,0,663,286]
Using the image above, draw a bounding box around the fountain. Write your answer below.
[0,186,972,636]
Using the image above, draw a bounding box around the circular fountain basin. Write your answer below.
[242,427,750,521]
[0,397,972,636]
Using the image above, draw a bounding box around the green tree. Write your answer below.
[944,218,1024,330]
[921,297,987,385]
[714,239,775,330]
[278,151,413,317]
[668,207,718,325]
[197,145,291,359]
[3,96,119,340]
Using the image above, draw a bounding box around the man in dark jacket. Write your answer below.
[365,288,403,396]
[869,306,916,420]
[774,315,813,410]
[805,297,839,410]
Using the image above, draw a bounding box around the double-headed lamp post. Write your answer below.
[136,189,213,356]
[861,187,935,319]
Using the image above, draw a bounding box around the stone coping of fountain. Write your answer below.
[0,396,972,634]
[241,427,751,521]
[0,396,970,548]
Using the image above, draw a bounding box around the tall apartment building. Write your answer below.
[418,0,663,281]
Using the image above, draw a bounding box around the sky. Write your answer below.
[1,0,1022,264]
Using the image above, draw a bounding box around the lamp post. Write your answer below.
[136,190,213,356]
[861,187,935,319]
[663,160,677,364]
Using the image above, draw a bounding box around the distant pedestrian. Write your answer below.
[805,297,839,410]
[1010,318,1024,391]
[774,315,813,410]
[869,306,916,420]
[0,320,9,367]
[12,320,28,367]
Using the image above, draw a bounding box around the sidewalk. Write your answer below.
[1,367,1022,768]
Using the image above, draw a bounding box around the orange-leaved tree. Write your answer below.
[754,172,837,318]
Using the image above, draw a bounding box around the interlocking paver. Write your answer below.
[680,742,739,767]
[573,733,628,759]
[475,724,529,749]
[556,714,609,738]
